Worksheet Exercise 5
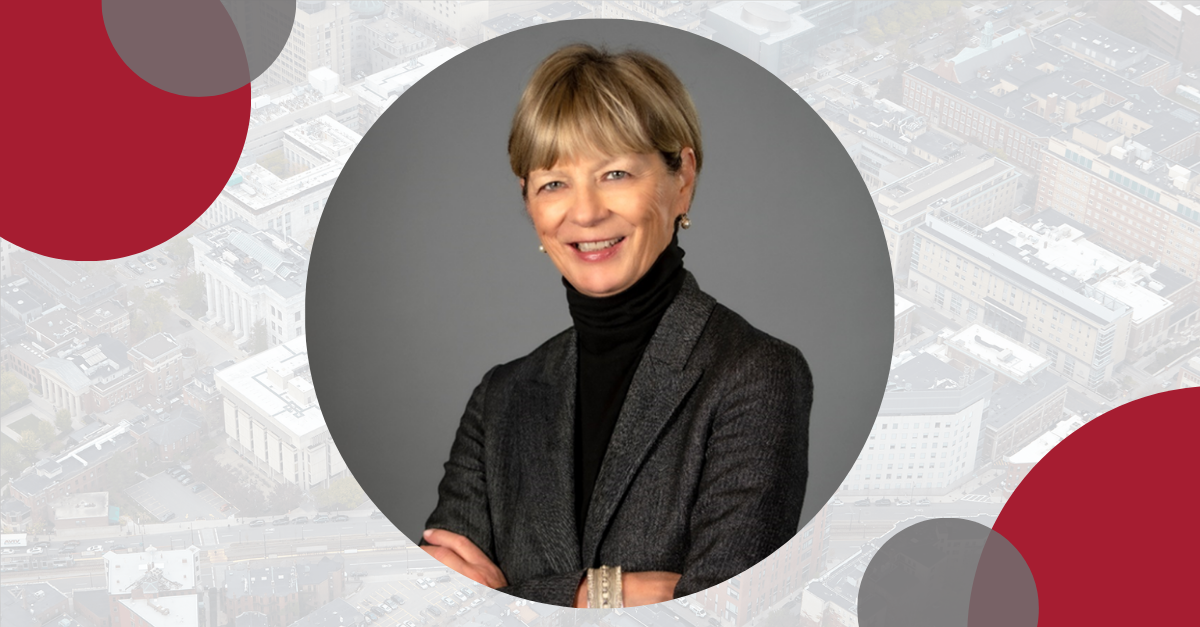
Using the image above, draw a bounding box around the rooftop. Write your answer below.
[226,565,298,598]
[145,415,202,448]
[709,1,818,45]
[982,370,1068,431]
[948,324,1049,383]
[105,546,200,595]
[215,336,325,440]
[880,353,994,416]
[1007,415,1085,464]
[52,491,109,520]
[129,332,180,362]
[895,294,917,318]
[286,599,362,627]
[118,594,199,627]
[1,276,56,316]
[352,46,465,112]
[192,221,309,298]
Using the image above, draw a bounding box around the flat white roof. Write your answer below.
[1092,263,1173,324]
[53,492,108,519]
[353,46,466,111]
[106,546,199,594]
[989,217,1129,284]
[949,324,1048,383]
[895,294,917,318]
[1007,415,1085,465]
[119,594,199,627]
[214,336,325,439]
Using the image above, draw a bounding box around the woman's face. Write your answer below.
[522,148,696,298]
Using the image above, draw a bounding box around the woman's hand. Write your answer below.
[573,570,682,608]
[421,529,507,589]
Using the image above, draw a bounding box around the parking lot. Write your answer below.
[352,573,493,626]
[125,471,238,521]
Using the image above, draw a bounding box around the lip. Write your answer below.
[569,236,625,262]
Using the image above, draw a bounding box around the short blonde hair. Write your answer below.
[508,44,703,192]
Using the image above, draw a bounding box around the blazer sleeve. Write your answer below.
[424,365,500,560]
[674,340,813,596]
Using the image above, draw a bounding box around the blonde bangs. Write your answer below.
[509,44,702,185]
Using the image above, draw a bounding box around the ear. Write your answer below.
[675,147,698,213]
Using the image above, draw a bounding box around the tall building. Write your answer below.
[1036,126,1200,281]
[846,353,990,495]
[399,1,490,45]
[105,546,201,627]
[215,336,347,489]
[876,142,1021,279]
[908,212,1152,388]
[1137,1,1200,71]
[192,221,309,350]
[1037,18,1179,91]
[224,565,299,627]
[350,46,465,130]
[268,2,358,88]
[707,1,820,77]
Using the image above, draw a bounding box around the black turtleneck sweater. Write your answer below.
[564,231,687,536]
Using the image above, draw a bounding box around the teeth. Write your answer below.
[577,237,622,252]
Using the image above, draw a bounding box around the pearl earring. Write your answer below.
[679,214,692,230]
[538,245,546,253]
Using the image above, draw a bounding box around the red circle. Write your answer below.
[993,388,1198,624]
[5,3,248,260]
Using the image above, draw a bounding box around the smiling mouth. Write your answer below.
[572,236,625,252]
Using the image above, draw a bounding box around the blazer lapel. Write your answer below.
[512,333,580,571]
[581,271,716,565]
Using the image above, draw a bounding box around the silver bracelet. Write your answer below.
[586,565,623,608]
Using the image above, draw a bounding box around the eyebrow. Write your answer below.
[534,155,631,177]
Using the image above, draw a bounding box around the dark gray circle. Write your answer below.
[102,0,292,97]
[307,20,891,554]
[858,518,1038,627]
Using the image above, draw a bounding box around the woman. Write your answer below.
[422,44,813,608]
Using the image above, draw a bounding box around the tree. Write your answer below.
[142,291,171,336]
[165,235,194,272]
[55,409,72,435]
[19,430,42,457]
[313,476,366,511]
[269,482,304,512]
[249,320,269,354]
[1,445,29,474]
[176,273,206,315]
[0,374,29,414]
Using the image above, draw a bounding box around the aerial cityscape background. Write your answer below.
[3,2,1199,627]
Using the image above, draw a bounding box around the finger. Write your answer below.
[427,529,492,567]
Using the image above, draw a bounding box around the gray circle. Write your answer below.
[102,0,292,97]
[858,518,1038,627]
[307,20,890,562]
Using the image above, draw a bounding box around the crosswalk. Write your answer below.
[839,74,863,87]
[959,494,991,503]
[208,549,227,562]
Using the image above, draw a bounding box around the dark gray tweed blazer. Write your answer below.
[425,270,812,606]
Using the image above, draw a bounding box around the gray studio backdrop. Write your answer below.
[306,20,892,547]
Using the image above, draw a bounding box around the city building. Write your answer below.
[247,71,362,146]
[848,352,990,495]
[363,13,437,75]
[37,334,132,418]
[908,212,1143,388]
[77,302,131,345]
[7,421,140,526]
[1,276,58,324]
[599,1,706,35]
[876,142,1021,279]
[0,237,19,279]
[1035,125,1200,281]
[287,599,362,627]
[1037,18,1179,91]
[105,546,201,621]
[267,1,358,88]
[11,252,119,311]
[895,294,917,350]
[707,1,820,77]
[1000,414,1085,497]
[4,583,69,626]
[296,557,345,612]
[73,588,111,627]
[182,367,222,423]
[1178,353,1200,386]
[0,498,32,533]
[1136,1,1200,71]
[215,336,347,489]
[400,1,490,45]
[350,46,465,130]
[224,565,299,627]
[693,509,830,626]
[51,491,109,528]
[198,116,361,244]
[141,414,203,463]
[116,595,198,627]
[192,221,310,350]
[127,333,184,397]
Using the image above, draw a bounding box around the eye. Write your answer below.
[604,170,630,181]
[538,181,565,193]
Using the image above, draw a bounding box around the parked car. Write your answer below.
[179,318,192,327]
[363,614,374,624]
[436,575,452,583]
[369,510,385,519]
[0,548,14,555]
[110,544,126,552]
[134,266,145,274]
[146,262,157,270]
[377,603,392,613]
[313,515,330,524]
[291,516,309,524]
[873,53,885,61]
[332,514,350,522]
[917,498,931,505]
[875,498,893,506]
[390,594,406,606]
[249,519,266,527]
[690,605,707,618]
[831,498,845,506]
[470,598,482,607]
[854,498,872,507]
[64,540,80,547]
[191,483,206,493]
[156,257,168,266]
[163,512,176,521]
[180,477,193,486]
[220,503,233,512]
[27,547,44,555]
[427,606,442,617]
[175,472,190,482]
[442,596,457,607]
[456,607,469,616]
[58,546,77,554]
[459,587,474,598]
[417,579,430,589]
[272,518,289,526]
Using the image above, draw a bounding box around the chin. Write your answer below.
[572,275,630,298]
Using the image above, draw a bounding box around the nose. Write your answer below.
[567,183,606,227]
